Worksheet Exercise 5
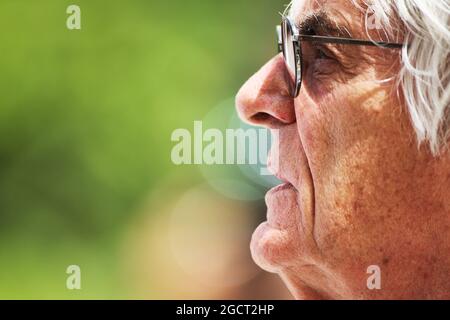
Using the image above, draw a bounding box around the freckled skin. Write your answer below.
[236,0,450,299]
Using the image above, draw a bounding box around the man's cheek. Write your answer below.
[313,222,381,291]
[314,206,402,282]
[295,104,340,182]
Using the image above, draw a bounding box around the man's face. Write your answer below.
[236,0,450,299]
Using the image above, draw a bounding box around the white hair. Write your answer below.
[355,0,450,155]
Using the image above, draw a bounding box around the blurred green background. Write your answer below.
[0,0,290,299]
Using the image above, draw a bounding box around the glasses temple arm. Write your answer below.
[297,34,403,48]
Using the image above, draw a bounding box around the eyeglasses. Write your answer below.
[277,16,403,98]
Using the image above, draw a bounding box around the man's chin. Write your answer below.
[250,222,291,273]
[250,222,296,273]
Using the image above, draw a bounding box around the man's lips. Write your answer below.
[265,182,298,230]
[263,124,316,233]
[266,145,300,229]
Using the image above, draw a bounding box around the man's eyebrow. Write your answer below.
[295,11,351,38]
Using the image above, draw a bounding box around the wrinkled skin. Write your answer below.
[236,0,450,299]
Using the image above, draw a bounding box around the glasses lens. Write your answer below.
[282,19,296,80]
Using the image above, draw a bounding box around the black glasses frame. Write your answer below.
[277,17,403,98]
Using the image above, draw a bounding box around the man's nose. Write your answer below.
[236,54,296,129]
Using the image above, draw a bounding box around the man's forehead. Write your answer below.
[288,0,364,36]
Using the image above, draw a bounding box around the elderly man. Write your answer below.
[236,0,450,299]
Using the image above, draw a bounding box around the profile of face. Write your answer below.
[236,0,450,299]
